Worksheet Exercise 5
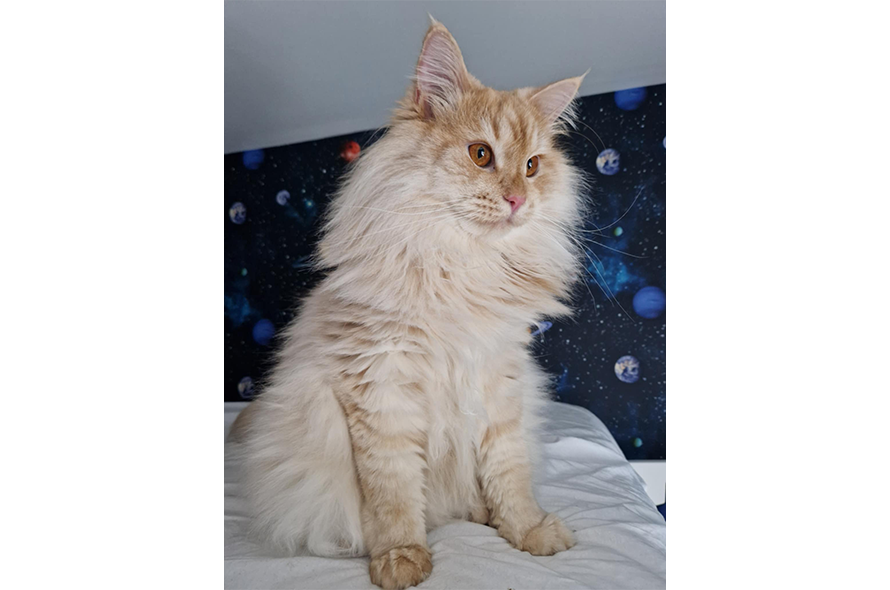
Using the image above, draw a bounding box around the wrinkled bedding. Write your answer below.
[225,401,666,589]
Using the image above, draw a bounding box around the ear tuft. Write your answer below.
[413,22,470,119]
[530,73,587,127]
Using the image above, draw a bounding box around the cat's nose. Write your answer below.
[504,194,526,213]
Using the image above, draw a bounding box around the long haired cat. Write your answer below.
[232,19,587,590]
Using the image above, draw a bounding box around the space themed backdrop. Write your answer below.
[225,84,666,461]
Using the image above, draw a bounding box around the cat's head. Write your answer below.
[390,19,586,239]
[321,20,587,279]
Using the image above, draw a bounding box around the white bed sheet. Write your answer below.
[225,401,666,589]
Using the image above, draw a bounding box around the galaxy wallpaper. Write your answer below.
[225,84,666,460]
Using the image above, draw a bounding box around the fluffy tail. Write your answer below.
[239,385,366,556]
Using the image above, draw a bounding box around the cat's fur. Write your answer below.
[231,20,587,590]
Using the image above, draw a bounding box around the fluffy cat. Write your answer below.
[231,19,587,590]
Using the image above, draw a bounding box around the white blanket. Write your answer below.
[225,401,666,589]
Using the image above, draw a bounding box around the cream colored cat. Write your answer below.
[232,19,587,590]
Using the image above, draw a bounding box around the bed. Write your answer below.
[225,401,666,589]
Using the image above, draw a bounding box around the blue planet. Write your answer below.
[615,355,640,384]
[252,318,275,346]
[530,321,553,337]
[276,190,291,205]
[632,286,666,319]
[229,202,247,224]
[596,148,620,176]
[614,87,647,111]
[238,376,255,399]
[242,149,265,170]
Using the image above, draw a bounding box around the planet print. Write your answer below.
[615,355,640,384]
[530,321,553,337]
[340,140,361,163]
[632,286,666,319]
[229,202,247,224]
[252,319,275,346]
[238,376,255,399]
[614,87,647,111]
[242,149,265,170]
[224,83,667,461]
[596,148,620,176]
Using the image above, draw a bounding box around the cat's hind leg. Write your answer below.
[242,382,366,557]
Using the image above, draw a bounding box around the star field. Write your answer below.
[224,84,666,460]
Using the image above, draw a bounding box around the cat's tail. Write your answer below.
[239,381,366,557]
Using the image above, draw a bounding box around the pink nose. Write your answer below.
[504,194,526,213]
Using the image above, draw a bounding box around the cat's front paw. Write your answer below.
[369,544,433,590]
[520,513,576,556]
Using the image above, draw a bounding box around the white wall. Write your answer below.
[225,0,666,153]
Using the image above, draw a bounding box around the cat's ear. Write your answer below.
[412,19,471,118]
[530,72,587,127]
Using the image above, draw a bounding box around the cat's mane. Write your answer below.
[315,114,588,326]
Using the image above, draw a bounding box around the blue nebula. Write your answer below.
[530,321,553,337]
[242,149,265,170]
[224,293,255,327]
[614,87,647,111]
[229,202,247,224]
[632,286,666,319]
[282,197,319,228]
[276,190,291,205]
[238,376,255,399]
[555,365,574,393]
[586,253,646,296]
[252,319,275,346]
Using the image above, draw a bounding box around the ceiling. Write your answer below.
[225,1,665,153]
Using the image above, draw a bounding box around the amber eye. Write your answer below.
[468,143,493,167]
[526,156,540,177]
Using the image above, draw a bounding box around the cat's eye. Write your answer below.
[468,143,492,168]
[526,156,540,177]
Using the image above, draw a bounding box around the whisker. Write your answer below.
[567,130,603,157]
[335,202,463,216]
[584,248,636,324]
[360,126,388,150]
[595,186,644,232]
[574,119,607,153]
[586,239,646,259]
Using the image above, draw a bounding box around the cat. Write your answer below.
[230,18,587,590]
